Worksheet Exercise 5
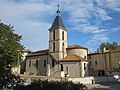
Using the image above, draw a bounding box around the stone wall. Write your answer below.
[68,75,119,84]
[20,75,119,85]
[67,49,87,59]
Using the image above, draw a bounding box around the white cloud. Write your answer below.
[60,0,119,51]
[97,0,120,12]
[0,0,119,51]
[0,0,56,51]
[88,34,109,44]
[61,0,112,34]
[95,7,112,21]
[111,27,120,31]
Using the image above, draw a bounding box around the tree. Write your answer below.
[0,21,24,88]
[98,42,120,52]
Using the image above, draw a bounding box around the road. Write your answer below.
[86,82,120,90]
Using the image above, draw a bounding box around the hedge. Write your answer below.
[14,80,88,90]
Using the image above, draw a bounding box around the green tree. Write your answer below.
[98,42,120,52]
[0,21,24,88]
[14,80,88,90]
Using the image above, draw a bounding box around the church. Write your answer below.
[25,7,88,78]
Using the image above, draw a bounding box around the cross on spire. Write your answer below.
[56,4,60,16]
[57,4,60,9]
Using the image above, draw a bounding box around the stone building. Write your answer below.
[25,8,88,78]
[88,50,120,76]
[88,52,104,76]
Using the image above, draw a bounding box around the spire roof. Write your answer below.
[49,16,66,31]
[49,4,67,31]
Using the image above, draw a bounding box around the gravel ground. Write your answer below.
[86,82,120,90]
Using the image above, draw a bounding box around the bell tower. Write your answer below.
[49,5,67,60]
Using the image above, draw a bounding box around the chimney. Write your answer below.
[103,47,109,52]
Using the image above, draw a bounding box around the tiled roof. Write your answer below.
[24,49,33,53]
[26,53,42,57]
[106,50,120,53]
[62,54,85,61]
[67,45,88,50]
[33,49,48,54]
[88,50,120,55]
[88,52,100,55]
[26,49,48,57]
[49,15,67,31]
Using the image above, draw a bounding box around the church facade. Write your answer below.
[25,9,88,78]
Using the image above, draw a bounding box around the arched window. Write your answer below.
[62,31,64,40]
[53,31,55,40]
[61,64,63,71]
[62,42,64,51]
[62,42,64,47]
[36,60,38,67]
[84,63,86,70]
[95,61,97,65]
[52,59,55,67]
[44,60,46,67]
[29,61,31,67]
[66,67,68,74]
[53,42,55,52]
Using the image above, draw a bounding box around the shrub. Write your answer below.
[14,80,88,90]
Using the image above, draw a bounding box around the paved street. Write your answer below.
[86,82,120,90]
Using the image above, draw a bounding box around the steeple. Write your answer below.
[49,4,66,31]
[49,4,67,60]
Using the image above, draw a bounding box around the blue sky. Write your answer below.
[0,0,120,52]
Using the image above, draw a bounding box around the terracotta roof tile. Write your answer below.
[33,49,48,54]
[24,49,33,53]
[105,50,120,53]
[67,45,87,50]
[88,52,100,55]
[88,50,120,55]
[26,53,41,57]
[26,49,48,57]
